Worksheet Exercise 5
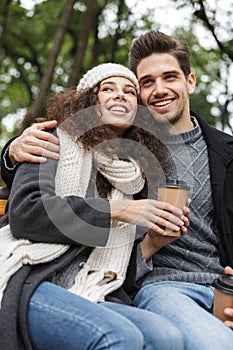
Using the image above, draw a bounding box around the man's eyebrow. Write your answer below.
[138,75,151,83]
[164,69,181,75]
[139,70,181,83]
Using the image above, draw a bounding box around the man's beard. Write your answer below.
[149,108,184,131]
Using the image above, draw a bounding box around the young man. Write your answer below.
[128,30,233,349]
[1,30,233,349]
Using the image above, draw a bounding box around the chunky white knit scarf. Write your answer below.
[0,128,144,305]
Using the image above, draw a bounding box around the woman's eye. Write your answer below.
[125,90,136,95]
[102,87,113,92]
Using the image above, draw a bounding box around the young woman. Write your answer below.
[0,63,188,350]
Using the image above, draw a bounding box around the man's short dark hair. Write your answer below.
[129,30,191,78]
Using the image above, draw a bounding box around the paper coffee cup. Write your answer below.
[157,178,189,237]
[213,274,233,322]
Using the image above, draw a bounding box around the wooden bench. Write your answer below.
[0,187,9,218]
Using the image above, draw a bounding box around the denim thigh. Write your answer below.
[103,300,184,350]
[134,281,233,350]
[28,282,144,350]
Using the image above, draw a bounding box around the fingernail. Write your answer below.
[224,308,233,316]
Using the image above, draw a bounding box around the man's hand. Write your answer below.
[9,120,60,165]
[223,266,233,329]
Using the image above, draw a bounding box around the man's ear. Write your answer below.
[187,73,196,95]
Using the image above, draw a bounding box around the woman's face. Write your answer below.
[97,76,138,136]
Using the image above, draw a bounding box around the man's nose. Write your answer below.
[152,80,166,95]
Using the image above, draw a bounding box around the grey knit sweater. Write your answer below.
[137,117,224,286]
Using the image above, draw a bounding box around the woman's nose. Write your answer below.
[113,89,126,100]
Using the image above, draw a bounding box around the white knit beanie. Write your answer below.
[77,63,139,93]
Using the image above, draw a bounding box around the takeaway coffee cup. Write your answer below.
[157,178,189,237]
[213,274,233,322]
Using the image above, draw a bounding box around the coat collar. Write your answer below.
[192,110,233,166]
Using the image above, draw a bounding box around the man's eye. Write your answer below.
[166,74,176,80]
[141,79,153,87]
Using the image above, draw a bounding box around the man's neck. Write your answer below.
[166,116,194,135]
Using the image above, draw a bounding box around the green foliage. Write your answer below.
[0,0,232,152]
[174,27,223,126]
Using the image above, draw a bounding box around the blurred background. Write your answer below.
[0,0,233,150]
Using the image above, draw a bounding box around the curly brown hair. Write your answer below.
[46,86,169,197]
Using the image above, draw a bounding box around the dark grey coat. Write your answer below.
[0,143,140,350]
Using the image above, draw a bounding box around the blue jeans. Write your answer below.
[134,281,233,350]
[28,282,184,350]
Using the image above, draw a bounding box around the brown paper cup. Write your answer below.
[213,275,233,322]
[157,179,189,237]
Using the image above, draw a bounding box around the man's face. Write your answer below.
[137,53,196,133]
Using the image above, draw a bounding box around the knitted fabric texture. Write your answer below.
[0,224,69,306]
[69,150,145,301]
[138,117,223,287]
[0,127,145,305]
[76,63,140,94]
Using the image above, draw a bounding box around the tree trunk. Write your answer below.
[110,0,125,62]
[19,0,76,133]
[67,0,97,88]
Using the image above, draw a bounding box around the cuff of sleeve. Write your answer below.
[136,242,153,281]
[2,143,18,172]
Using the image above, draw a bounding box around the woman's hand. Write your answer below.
[223,266,233,329]
[110,198,189,237]
[9,120,60,165]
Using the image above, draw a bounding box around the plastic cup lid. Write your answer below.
[158,178,189,190]
[214,274,233,295]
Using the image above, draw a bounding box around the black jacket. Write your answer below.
[192,112,233,267]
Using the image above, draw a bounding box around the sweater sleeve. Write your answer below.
[136,243,153,280]
[8,154,111,247]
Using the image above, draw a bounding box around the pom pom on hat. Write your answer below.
[77,63,139,93]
